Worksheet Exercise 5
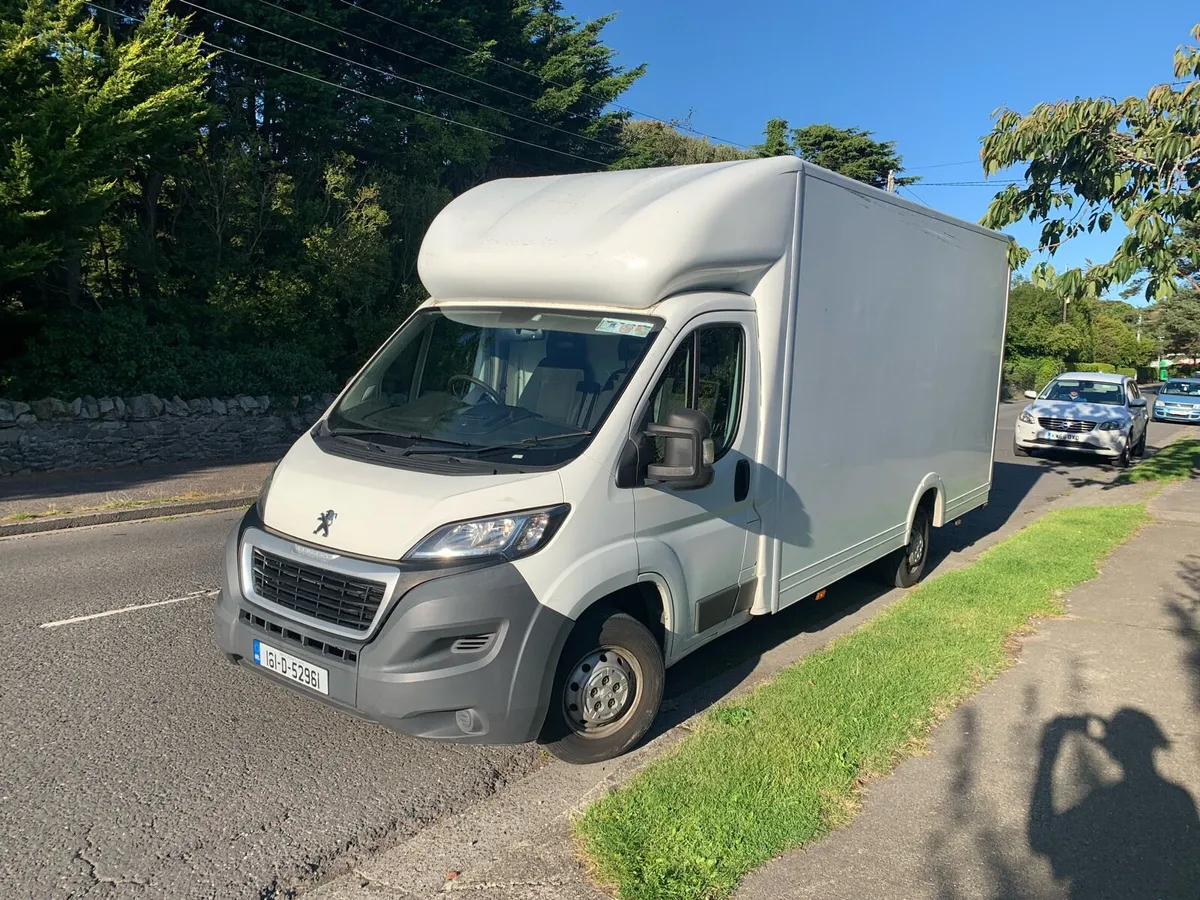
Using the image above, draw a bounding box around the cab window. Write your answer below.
[644,325,744,461]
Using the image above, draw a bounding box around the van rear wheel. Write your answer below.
[541,608,664,765]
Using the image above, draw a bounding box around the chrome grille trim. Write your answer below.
[1037,417,1096,433]
[240,527,402,640]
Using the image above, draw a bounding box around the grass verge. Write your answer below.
[1119,437,1200,484]
[574,503,1148,900]
[0,490,249,523]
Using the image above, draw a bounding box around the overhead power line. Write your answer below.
[904,159,980,171]
[87,3,611,168]
[332,0,753,150]
[899,184,930,206]
[244,0,610,134]
[177,0,625,152]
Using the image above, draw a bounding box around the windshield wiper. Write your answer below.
[327,427,472,449]
[465,430,594,456]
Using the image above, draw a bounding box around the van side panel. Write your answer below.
[771,173,1009,610]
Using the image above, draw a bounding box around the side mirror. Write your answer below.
[1130,397,1147,408]
[645,409,715,490]
[1024,390,1038,400]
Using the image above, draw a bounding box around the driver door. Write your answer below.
[630,312,761,659]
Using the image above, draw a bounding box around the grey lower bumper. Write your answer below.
[213,510,572,744]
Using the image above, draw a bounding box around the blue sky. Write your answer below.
[567,0,1197,300]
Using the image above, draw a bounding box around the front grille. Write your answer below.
[1038,417,1096,433]
[251,548,385,631]
[240,609,359,663]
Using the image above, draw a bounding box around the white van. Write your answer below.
[214,157,1010,763]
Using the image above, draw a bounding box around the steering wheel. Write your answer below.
[447,374,503,405]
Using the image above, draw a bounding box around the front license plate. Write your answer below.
[253,639,329,695]
[1044,431,1080,442]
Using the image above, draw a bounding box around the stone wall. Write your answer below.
[0,393,334,476]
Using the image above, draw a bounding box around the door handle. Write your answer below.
[734,459,750,502]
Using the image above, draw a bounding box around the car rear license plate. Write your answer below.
[253,639,329,695]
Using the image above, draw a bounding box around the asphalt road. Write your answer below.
[0,398,1187,899]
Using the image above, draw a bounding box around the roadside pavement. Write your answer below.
[0,458,273,534]
[302,469,1187,900]
[734,474,1200,900]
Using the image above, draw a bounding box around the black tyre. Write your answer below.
[1114,438,1131,469]
[1013,438,1031,458]
[1134,427,1147,458]
[883,504,932,589]
[541,608,664,765]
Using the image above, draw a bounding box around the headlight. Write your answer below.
[405,505,570,562]
[255,465,277,519]
[1018,410,1035,424]
[1096,421,1123,432]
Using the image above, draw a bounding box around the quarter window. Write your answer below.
[644,325,744,461]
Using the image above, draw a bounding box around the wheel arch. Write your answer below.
[906,474,946,533]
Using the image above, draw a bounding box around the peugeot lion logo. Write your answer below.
[313,509,337,538]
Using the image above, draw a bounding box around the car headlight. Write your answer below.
[405,505,570,562]
[255,464,277,519]
[1096,421,1123,432]
[1018,410,1035,424]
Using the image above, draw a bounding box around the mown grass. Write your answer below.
[574,504,1149,900]
[1120,438,1200,484]
[0,490,245,523]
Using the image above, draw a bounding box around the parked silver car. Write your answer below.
[1013,372,1149,467]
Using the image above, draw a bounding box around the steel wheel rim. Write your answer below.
[907,523,926,568]
[562,645,641,738]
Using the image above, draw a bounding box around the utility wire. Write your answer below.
[332,0,752,150]
[177,0,624,152]
[244,0,618,138]
[899,184,930,206]
[904,159,981,171]
[87,3,611,168]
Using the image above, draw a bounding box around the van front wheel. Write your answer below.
[541,608,664,765]
[885,505,932,589]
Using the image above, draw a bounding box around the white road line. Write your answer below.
[39,589,218,629]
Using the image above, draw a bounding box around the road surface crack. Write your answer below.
[78,844,149,888]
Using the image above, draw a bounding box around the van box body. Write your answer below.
[213,156,1010,754]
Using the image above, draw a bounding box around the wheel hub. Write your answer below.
[565,649,635,727]
[908,528,925,566]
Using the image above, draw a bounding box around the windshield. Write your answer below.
[1038,379,1126,406]
[324,306,661,466]
[1160,380,1200,397]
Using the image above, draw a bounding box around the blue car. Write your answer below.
[1153,377,1200,424]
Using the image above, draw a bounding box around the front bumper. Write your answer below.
[1153,404,1200,423]
[213,509,572,744]
[1013,420,1128,457]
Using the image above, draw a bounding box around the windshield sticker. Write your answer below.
[596,318,653,338]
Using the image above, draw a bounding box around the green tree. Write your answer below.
[754,119,916,188]
[0,0,210,297]
[1,0,646,398]
[1157,291,1200,359]
[613,119,752,169]
[1093,313,1156,367]
[981,23,1200,302]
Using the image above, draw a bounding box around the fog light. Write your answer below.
[455,708,486,735]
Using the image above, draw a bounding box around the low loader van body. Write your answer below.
[214,156,1011,762]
